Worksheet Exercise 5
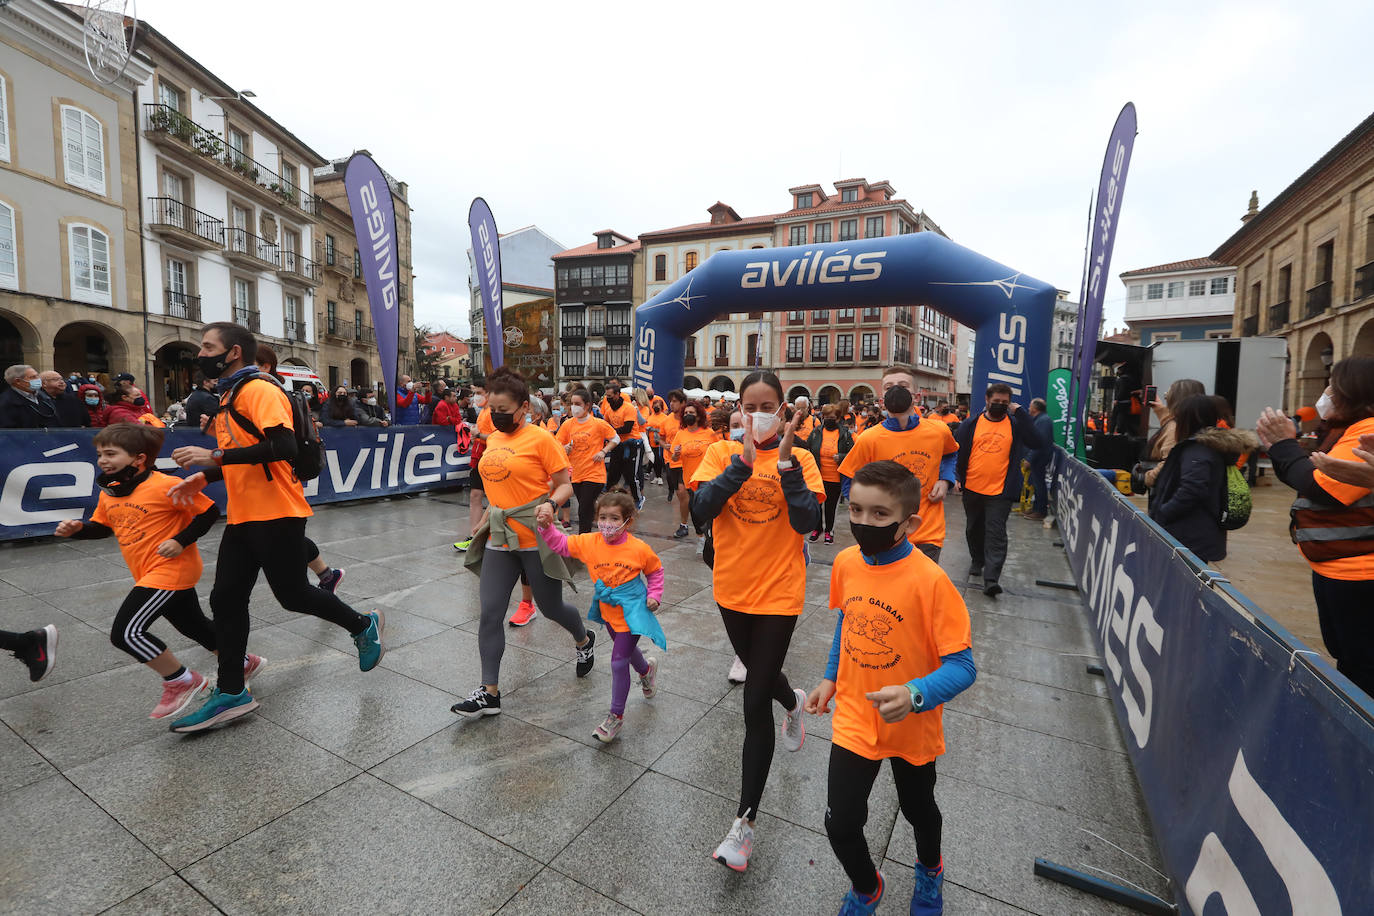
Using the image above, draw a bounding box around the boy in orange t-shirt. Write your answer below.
[55,424,261,721]
[806,460,974,915]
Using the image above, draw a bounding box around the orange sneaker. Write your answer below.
[509,600,538,627]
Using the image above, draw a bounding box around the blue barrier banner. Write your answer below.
[0,427,470,541]
[1053,448,1372,913]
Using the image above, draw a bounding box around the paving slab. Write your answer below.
[378,625,567,698]
[0,602,127,701]
[100,875,221,916]
[494,867,640,915]
[0,719,55,795]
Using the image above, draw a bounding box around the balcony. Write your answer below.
[587,325,607,338]
[562,326,587,341]
[684,356,697,368]
[234,307,260,333]
[278,249,321,288]
[142,104,320,216]
[834,352,854,363]
[714,356,729,367]
[1242,315,1259,337]
[861,309,883,324]
[352,323,376,345]
[837,312,855,324]
[165,289,201,322]
[810,312,830,325]
[787,314,805,326]
[1356,261,1374,300]
[1304,280,1333,319]
[1268,300,1291,329]
[787,354,804,364]
[606,363,629,377]
[319,246,353,277]
[398,281,407,304]
[322,315,350,340]
[283,318,306,342]
[895,308,913,328]
[147,197,223,250]
[225,227,279,271]
[605,324,632,339]
[562,365,585,377]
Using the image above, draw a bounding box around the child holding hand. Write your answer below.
[539,489,665,743]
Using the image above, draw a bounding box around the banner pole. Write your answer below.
[1033,859,1176,915]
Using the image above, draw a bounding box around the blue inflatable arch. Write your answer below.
[632,233,1055,412]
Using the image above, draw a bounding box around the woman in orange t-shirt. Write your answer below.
[669,400,717,540]
[806,403,854,544]
[558,387,620,533]
[450,367,596,718]
[689,371,825,871]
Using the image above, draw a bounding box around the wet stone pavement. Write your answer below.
[0,483,1168,915]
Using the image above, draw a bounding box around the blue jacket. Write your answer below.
[589,576,667,651]
[954,407,1041,499]
[1029,412,1054,465]
[395,388,423,425]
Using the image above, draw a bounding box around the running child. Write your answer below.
[55,423,264,719]
[538,489,664,743]
[805,460,975,916]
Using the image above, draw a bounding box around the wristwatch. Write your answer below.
[211,448,225,466]
[776,458,795,470]
[908,684,925,712]
[544,498,558,513]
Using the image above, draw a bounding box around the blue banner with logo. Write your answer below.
[468,197,504,371]
[1052,448,1373,914]
[0,428,470,541]
[343,153,401,417]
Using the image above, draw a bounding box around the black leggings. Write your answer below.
[573,480,605,534]
[111,586,217,663]
[606,442,641,503]
[0,629,28,651]
[822,480,842,533]
[719,606,799,819]
[826,743,941,892]
[304,536,320,565]
[667,466,683,499]
[1312,571,1374,696]
[652,446,665,480]
[211,517,369,694]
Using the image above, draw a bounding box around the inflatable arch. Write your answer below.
[633,233,1055,413]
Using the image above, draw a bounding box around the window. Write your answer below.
[788,310,805,324]
[1188,279,1207,297]
[654,253,666,282]
[1127,284,1143,301]
[587,309,606,335]
[715,335,729,360]
[787,335,804,362]
[326,300,336,322]
[684,251,698,272]
[280,161,299,200]
[1205,329,1233,339]
[862,307,882,321]
[1146,283,1164,300]
[61,106,106,194]
[812,309,829,322]
[811,335,828,361]
[837,308,854,322]
[861,332,880,360]
[1167,281,1184,298]
[789,225,807,246]
[939,314,950,335]
[166,257,188,298]
[1278,264,1292,301]
[814,223,831,243]
[234,277,254,313]
[1210,277,1229,295]
[68,224,110,304]
[0,74,10,163]
[841,188,858,203]
[795,192,812,209]
[865,216,884,238]
[354,252,361,279]
[747,333,760,366]
[157,80,182,112]
[684,337,696,365]
[839,219,858,241]
[1315,240,1334,284]
[563,345,584,371]
[1151,332,1181,342]
[227,127,249,166]
[0,202,15,287]
[836,333,854,360]
[325,234,336,265]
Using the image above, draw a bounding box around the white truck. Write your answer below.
[1145,337,1287,435]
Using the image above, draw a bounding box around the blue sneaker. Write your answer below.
[168,687,258,733]
[912,858,944,915]
[838,871,884,915]
[354,610,385,671]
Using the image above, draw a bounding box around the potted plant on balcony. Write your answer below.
[193,133,222,158]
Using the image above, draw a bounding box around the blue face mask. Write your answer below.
[27,378,42,393]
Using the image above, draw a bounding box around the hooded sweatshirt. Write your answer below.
[1148,426,1259,562]
[79,383,108,427]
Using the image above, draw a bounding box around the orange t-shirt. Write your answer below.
[839,420,958,547]
[601,400,639,438]
[477,407,494,437]
[692,444,825,615]
[940,412,959,425]
[215,378,311,524]
[543,417,560,433]
[963,414,1013,497]
[645,411,669,448]
[557,415,617,484]
[829,545,972,766]
[795,415,818,441]
[1309,416,1374,581]
[563,532,663,630]
[854,415,869,434]
[672,426,719,483]
[818,427,842,483]
[479,422,570,548]
[91,470,215,590]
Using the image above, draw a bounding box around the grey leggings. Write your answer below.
[478,548,587,685]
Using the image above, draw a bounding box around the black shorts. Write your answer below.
[469,468,484,490]
[668,467,683,490]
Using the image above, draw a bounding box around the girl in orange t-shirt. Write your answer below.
[539,489,665,743]
[558,387,620,533]
[450,368,596,719]
[669,400,717,540]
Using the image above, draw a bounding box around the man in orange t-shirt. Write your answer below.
[168,322,385,732]
[953,383,1041,597]
[601,382,645,507]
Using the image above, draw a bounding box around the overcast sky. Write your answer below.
[139,0,1371,339]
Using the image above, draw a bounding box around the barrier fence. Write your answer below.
[0,427,470,541]
[1051,447,1373,914]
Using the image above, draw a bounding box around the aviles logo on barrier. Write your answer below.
[358,181,397,311]
[477,220,502,339]
[740,248,884,288]
[986,313,1029,396]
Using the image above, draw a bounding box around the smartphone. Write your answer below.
[1145,385,1158,404]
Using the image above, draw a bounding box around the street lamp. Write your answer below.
[200,90,256,101]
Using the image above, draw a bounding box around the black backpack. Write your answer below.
[223,373,323,482]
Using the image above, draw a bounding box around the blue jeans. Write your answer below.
[1030,456,1050,515]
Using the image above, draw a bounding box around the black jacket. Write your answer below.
[1147,427,1257,562]
[954,407,1040,499]
[0,387,58,429]
[50,390,90,427]
[805,424,853,471]
[184,388,219,431]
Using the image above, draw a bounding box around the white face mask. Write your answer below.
[405,381,415,391]
[473,394,486,407]
[367,398,377,406]
[750,409,781,442]
[730,427,745,442]
[570,404,586,418]
[1316,391,1334,420]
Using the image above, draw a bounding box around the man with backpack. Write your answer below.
[166,321,385,732]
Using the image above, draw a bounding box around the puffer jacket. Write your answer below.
[1148,427,1258,562]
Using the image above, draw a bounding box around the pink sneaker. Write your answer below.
[509,600,538,627]
[150,671,209,719]
[243,653,266,681]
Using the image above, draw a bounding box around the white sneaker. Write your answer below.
[781,687,806,752]
[712,815,754,872]
[727,655,747,684]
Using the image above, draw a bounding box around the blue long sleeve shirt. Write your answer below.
[840,415,957,498]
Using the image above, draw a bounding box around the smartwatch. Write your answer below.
[545,498,558,513]
[776,458,795,470]
[908,683,925,712]
[211,448,225,466]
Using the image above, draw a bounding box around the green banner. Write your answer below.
[1048,368,1072,448]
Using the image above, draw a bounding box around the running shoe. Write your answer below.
[983,581,1003,598]
[318,567,346,594]
[636,495,645,511]
[15,625,57,683]
[837,871,885,916]
[1024,512,1047,521]
[150,670,209,719]
[640,657,658,698]
[575,629,596,677]
[673,524,690,539]
[353,611,385,671]
[561,519,572,530]
[509,600,538,627]
[781,687,806,752]
[242,653,266,681]
[824,532,834,544]
[593,712,623,743]
[912,858,944,915]
[712,816,754,872]
[169,687,259,733]
[451,685,501,717]
[809,530,821,542]
[728,655,747,684]
[454,538,473,552]
[967,564,983,579]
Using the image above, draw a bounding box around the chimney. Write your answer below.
[1241,190,1259,223]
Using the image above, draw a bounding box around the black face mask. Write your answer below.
[198,351,230,380]
[986,403,1009,420]
[98,464,148,495]
[682,413,698,427]
[850,520,903,557]
[883,385,913,415]
[132,396,147,407]
[823,418,838,430]
[491,410,519,434]
[608,395,623,409]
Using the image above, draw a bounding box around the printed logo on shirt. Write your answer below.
[841,594,904,670]
[480,446,514,483]
[103,504,152,546]
[890,446,936,476]
[728,475,783,525]
[976,429,1008,453]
